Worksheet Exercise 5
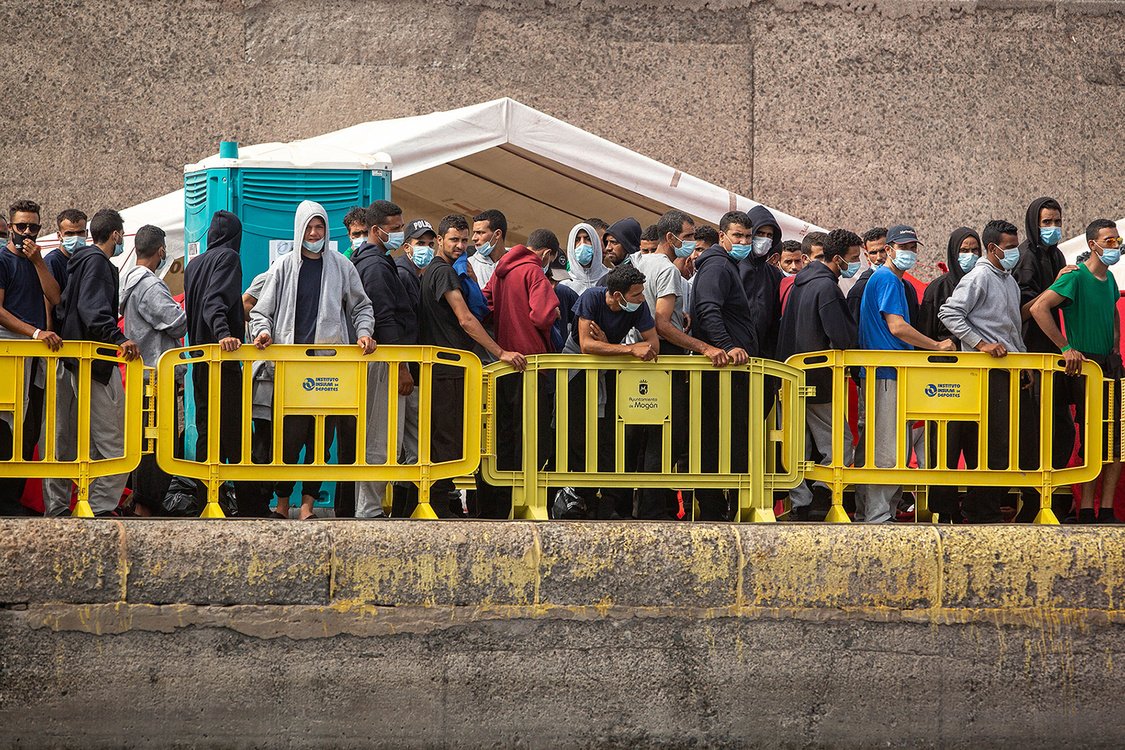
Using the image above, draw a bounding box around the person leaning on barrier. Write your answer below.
[1030,219,1124,525]
[689,211,758,521]
[350,200,413,519]
[119,224,187,515]
[857,224,956,524]
[937,219,1029,524]
[251,200,376,521]
[43,208,140,517]
[482,228,562,519]
[562,263,659,519]
[777,228,862,521]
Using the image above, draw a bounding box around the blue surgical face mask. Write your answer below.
[1098,245,1121,266]
[575,243,594,266]
[475,240,494,258]
[350,236,364,251]
[113,240,124,258]
[892,249,917,271]
[383,231,405,252]
[412,244,435,269]
[1040,226,1062,246]
[61,235,83,253]
[841,260,861,279]
[729,243,753,261]
[617,292,641,313]
[999,246,1021,271]
[302,238,325,254]
[957,252,979,273]
[752,236,772,257]
[674,238,696,259]
[157,249,169,272]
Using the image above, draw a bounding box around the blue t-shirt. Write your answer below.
[0,246,48,330]
[859,265,911,379]
[567,286,655,349]
[452,252,489,322]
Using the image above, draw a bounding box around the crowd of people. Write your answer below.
[0,196,1121,524]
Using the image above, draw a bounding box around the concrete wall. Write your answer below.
[2,1,1123,277]
[1,519,1123,747]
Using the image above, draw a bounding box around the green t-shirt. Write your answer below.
[1049,263,1119,356]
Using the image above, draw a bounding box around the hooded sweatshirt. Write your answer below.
[56,244,129,384]
[920,227,981,341]
[1012,196,1066,353]
[690,245,758,355]
[119,264,188,374]
[938,256,1026,355]
[776,260,856,402]
[394,254,421,344]
[351,232,413,345]
[483,244,559,354]
[185,210,245,346]
[560,222,608,294]
[250,200,375,346]
[740,206,785,358]
[603,218,641,266]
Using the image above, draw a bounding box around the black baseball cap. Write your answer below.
[886,224,923,245]
[405,219,435,240]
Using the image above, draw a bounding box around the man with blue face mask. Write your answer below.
[857,224,955,523]
[44,208,87,293]
[469,209,508,289]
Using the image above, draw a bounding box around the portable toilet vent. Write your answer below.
[183,140,393,283]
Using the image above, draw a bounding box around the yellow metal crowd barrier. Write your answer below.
[479,354,808,521]
[155,344,482,518]
[786,350,1105,525]
[0,339,145,517]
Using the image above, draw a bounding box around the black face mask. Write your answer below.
[8,230,30,251]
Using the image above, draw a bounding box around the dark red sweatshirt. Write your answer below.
[483,244,560,354]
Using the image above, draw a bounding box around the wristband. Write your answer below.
[32,329,40,340]
[1061,345,1072,353]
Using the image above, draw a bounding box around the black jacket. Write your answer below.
[740,206,784,358]
[1012,196,1065,353]
[57,245,128,384]
[394,254,421,345]
[352,241,412,345]
[690,245,758,355]
[920,227,981,341]
[777,261,856,402]
[184,211,245,345]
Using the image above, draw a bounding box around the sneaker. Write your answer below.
[1098,508,1122,524]
[1078,508,1097,524]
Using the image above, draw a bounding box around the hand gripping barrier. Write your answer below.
[786,350,1104,524]
[155,344,482,518]
[479,354,808,521]
[0,339,144,517]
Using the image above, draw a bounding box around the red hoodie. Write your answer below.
[483,244,560,354]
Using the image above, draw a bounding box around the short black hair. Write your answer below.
[365,200,402,228]
[719,211,751,233]
[343,206,367,229]
[1040,199,1062,216]
[527,228,561,254]
[1076,251,1091,263]
[9,199,40,221]
[656,210,693,243]
[605,263,646,295]
[695,226,719,247]
[641,224,659,243]
[438,213,469,237]
[585,217,609,234]
[134,224,166,259]
[1086,218,1117,243]
[56,208,87,227]
[982,219,1019,249]
[824,229,864,262]
[89,208,124,244]
[801,231,827,255]
[780,240,803,255]
[473,209,508,238]
[862,226,888,244]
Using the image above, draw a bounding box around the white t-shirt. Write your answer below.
[468,248,501,290]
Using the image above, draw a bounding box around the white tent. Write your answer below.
[101,97,821,291]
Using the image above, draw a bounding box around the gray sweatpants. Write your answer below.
[856,378,900,523]
[356,362,405,518]
[790,401,855,509]
[43,369,128,516]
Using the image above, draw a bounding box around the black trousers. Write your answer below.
[1015,371,1077,521]
[429,373,468,517]
[696,371,749,521]
[638,368,689,520]
[274,415,338,500]
[566,370,635,518]
[333,416,357,518]
[192,362,244,464]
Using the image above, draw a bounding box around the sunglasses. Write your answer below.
[11,222,41,234]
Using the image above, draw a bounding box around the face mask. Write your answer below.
[383,231,405,252]
[575,243,594,266]
[412,245,434,269]
[157,251,169,272]
[840,260,861,279]
[113,238,124,258]
[350,236,364,251]
[999,246,1021,271]
[1099,246,1121,266]
[302,238,325,254]
[729,243,753,261]
[475,238,495,258]
[957,252,978,273]
[1040,227,1062,246]
[61,235,83,253]
[892,249,917,271]
[752,236,772,257]
[781,270,794,278]
[616,293,641,313]
[674,238,696,259]
[9,231,30,251]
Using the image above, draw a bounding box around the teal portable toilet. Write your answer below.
[183,140,393,284]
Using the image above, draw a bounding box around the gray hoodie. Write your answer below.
[559,222,609,295]
[119,264,188,378]
[937,257,1026,353]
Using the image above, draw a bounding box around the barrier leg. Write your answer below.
[824,479,851,523]
[71,476,95,518]
[200,478,226,519]
[411,481,438,520]
[1033,480,1060,525]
